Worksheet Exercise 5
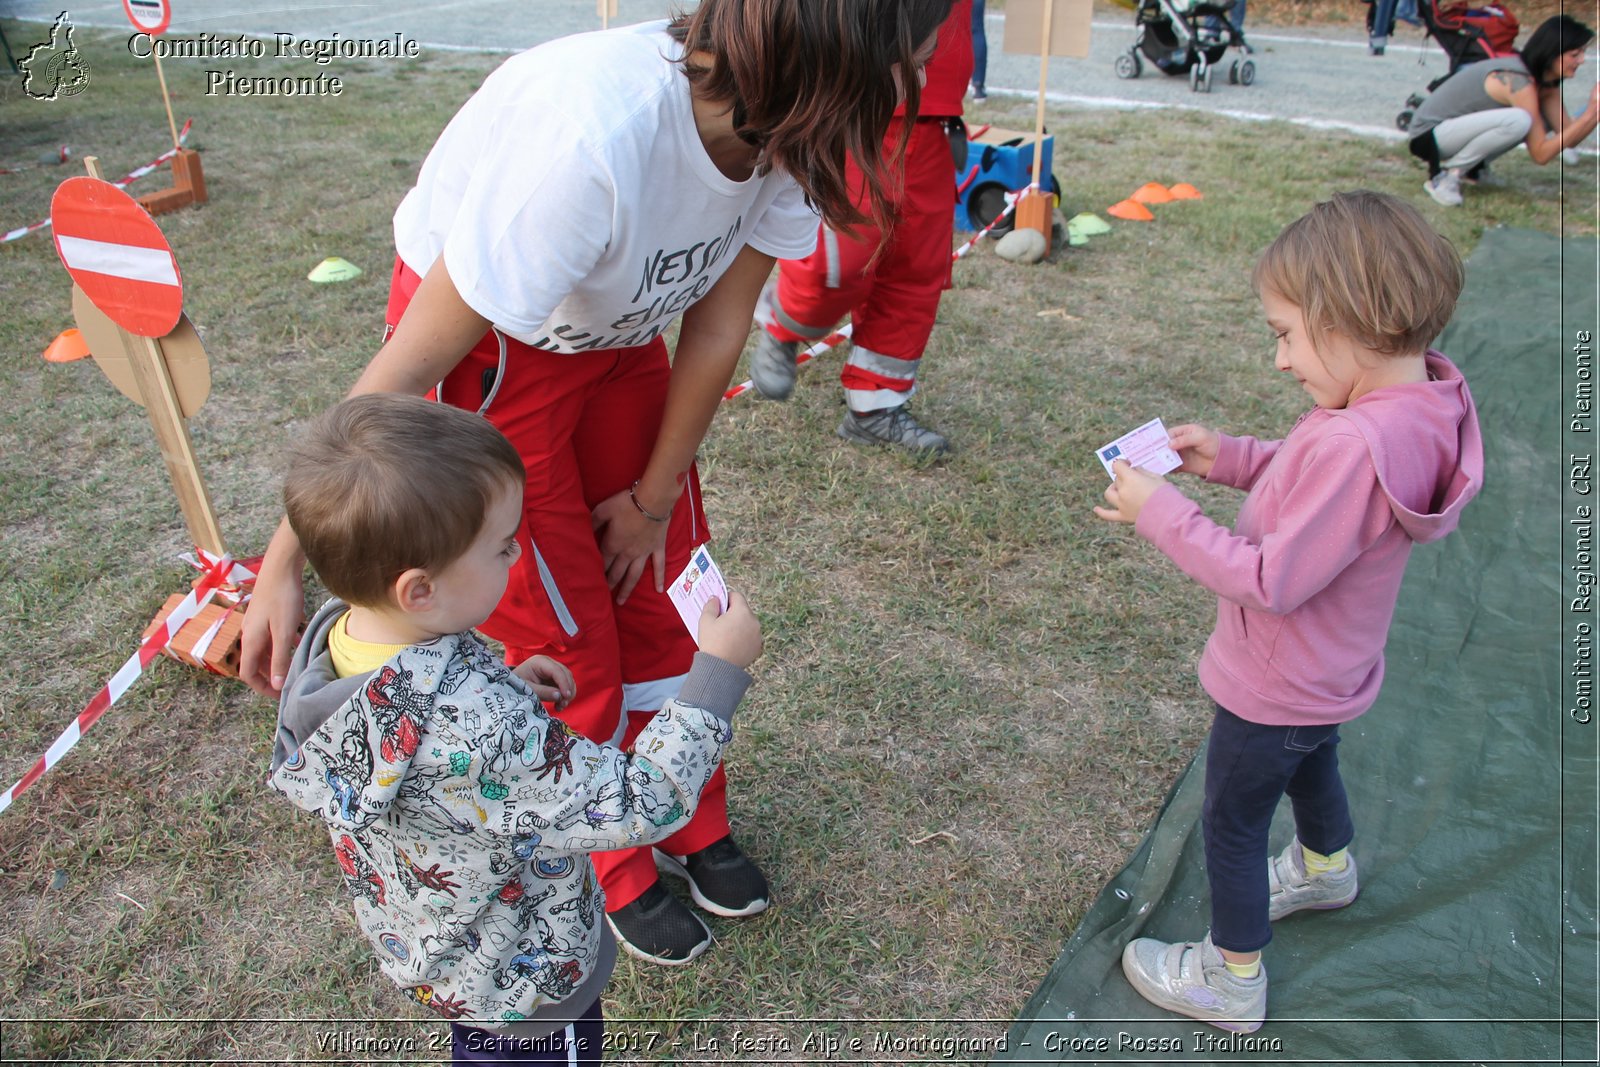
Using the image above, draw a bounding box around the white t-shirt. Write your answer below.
[393,21,818,352]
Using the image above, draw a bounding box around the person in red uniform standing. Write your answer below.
[748,0,973,457]
[240,0,957,973]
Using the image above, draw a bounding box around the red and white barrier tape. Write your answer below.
[1,120,193,244]
[0,548,252,816]
[951,189,1022,259]
[723,190,1022,402]
[178,551,262,675]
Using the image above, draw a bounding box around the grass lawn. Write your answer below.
[0,15,1592,1066]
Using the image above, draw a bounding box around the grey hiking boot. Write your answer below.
[750,331,800,400]
[838,405,949,456]
[1267,838,1359,921]
[1121,932,1267,1033]
[1424,170,1463,207]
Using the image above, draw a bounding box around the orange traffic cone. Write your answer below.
[1169,182,1204,200]
[1130,182,1174,205]
[42,328,91,363]
[1108,199,1156,221]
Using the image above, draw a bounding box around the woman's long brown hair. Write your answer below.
[668,0,955,242]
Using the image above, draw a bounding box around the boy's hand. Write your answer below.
[513,655,576,710]
[1168,423,1220,477]
[1093,460,1166,524]
[696,590,763,669]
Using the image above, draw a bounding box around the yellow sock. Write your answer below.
[1224,956,1261,979]
[1302,844,1348,875]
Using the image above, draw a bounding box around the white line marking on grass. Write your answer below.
[980,86,1409,141]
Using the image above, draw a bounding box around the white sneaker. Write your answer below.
[1562,147,1582,166]
[1425,170,1463,207]
[1266,838,1359,920]
[1121,932,1267,1033]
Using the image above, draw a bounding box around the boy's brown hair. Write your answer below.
[284,394,524,607]
[1253,190,1464,358]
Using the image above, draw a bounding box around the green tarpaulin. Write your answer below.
[1000,228,1599,1064]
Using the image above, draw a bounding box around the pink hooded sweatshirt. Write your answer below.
[1134,351,1483,726]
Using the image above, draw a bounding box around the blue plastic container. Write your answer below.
[955,128,1058,233]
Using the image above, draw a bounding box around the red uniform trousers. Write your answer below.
[764,117,956,413]
[386,259,730,912]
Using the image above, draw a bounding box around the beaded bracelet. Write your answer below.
[629,480,672,522]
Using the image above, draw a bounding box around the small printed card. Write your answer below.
[1095,418,1183,481]
[668,544,730,646]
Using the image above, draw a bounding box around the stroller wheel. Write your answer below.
[1115,51,1141,80]
[1201,65,1215,93]
[1238,59,1255,86]
[1189,65,1201,92]
[1396,109,1414,132]
[1229,60,1239,85]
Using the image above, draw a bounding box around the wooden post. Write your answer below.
[80,155,227,559]
[121,329,228,558]
[152,52,181,151]
[1031,0,1053,192]
[1014,0,1056,250]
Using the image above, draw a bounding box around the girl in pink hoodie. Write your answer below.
[1095,191,1484,1033]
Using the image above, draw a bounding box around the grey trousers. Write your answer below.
[1431,107,1533,171]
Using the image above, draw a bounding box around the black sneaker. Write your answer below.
[655,836,771,917]
[605,879,712,965]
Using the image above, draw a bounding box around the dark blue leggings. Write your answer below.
[1203,705,1355,953]
[452,997,604,1065]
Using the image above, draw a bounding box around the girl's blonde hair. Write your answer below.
[1253,191,1464,357]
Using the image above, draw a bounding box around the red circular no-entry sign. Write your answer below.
[122,0,172,37]
[51,177,183,338]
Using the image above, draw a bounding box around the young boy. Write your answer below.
[268,393,763,1062]
[1094,191,1483,1032]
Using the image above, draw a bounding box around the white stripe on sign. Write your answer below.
[57,236,179,287]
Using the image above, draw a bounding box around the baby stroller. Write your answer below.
[1114,0,1256,93]
[1395,0,1519,129]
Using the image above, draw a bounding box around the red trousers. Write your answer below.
[386,260,730,911]
[764,118,956,412]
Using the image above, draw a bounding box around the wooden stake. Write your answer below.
[79,156,226,558]
[152,53,181,152]
[1032,0,1054,191]
[121,328,228,558]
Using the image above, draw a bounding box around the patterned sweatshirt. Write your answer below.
[269,599,748,1033]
